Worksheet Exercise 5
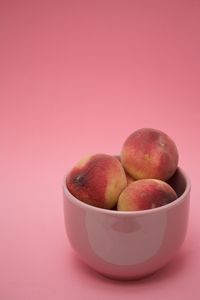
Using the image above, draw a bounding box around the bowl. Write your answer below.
[63,167,191,280]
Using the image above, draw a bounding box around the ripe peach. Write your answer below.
[117,179,177,211]
[114,155,135,185]
[66,154,127,209]
[126,173,135,185]
[121,128,179,181]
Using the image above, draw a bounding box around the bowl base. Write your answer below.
[91,267,158,281]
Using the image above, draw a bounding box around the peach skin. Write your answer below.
[67,154,127,209]
[117,179,177,211]
[121,128,179,181]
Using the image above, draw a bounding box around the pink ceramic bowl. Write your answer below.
[63,167,191,280]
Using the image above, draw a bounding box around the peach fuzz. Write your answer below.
[117,179,177,211]
[121,128,179,181]
[66,154,127,209]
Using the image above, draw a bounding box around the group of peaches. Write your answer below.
[66,128,179,211]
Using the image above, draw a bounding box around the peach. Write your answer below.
[114,155,135,185]
[117,179,177,211]
[66,154,127,209]
[126,172,135,185]
[121,128,179,181]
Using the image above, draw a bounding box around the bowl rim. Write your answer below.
[63,166,191,216]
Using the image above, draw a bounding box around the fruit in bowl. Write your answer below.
[66,128,179,212]
[63,128,191,280]
[66,154,127,209]
[121,128,178,181]
[117,179,177,211]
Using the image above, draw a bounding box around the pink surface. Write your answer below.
[0,0,199,299]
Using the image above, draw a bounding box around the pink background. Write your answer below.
[0,0,199,299]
